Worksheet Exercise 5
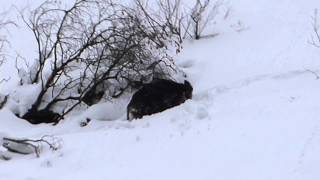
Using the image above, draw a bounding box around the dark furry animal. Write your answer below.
[127,79,193,120]
[22,109,63,124]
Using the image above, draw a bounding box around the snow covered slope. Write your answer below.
[1,0,320,180]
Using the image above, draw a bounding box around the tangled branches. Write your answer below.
[16,0,183,124]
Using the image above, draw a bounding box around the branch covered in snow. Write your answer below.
[2,135,62,157]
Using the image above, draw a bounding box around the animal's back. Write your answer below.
[127,79,192,120]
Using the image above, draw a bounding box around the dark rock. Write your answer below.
[82,87,105,106]
[22,109,63,124]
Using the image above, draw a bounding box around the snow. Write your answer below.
[1,0,320,180]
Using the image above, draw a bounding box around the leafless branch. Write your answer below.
[0,94,8,109]
[0,10,16,84]
[189,0,222,40]
[309,9,320,47]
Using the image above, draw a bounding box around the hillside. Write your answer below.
[0,0,320,179]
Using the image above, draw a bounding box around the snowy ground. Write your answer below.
[1,0,320,180]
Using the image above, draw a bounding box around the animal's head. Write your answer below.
[183,80,193,99]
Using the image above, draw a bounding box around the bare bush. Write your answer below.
[0,20,7,67]
[17,0,182,124]
[0,11,15,110]
[149,0,223,40]
[0,11,15,82]
[152,0,185,46]
[188,0,222,40]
